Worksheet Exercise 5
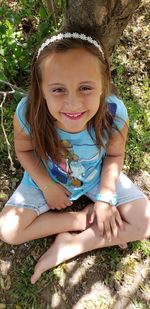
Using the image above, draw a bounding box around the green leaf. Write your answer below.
[39,7,47,19]
[0,24,7,35]
[0,48,5,56]
[0,70,7,81]
[5,19,12,30]
[39,22,49,34]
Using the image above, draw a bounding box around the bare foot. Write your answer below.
[118,243,128,249]
[81,203,93,216]
[75,203,94,230]
[82,203,94,228]
[31,232,80,284]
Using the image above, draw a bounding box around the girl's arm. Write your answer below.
[14,115,72,209]
[89,123,128,240]
[14,114,51,190]
[99,122,128,195]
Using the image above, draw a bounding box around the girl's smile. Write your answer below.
[41,48,102,133]
[62,112,86,120]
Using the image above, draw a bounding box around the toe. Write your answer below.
[31,271,41,284]
[31,262,44,284]
[119,243,128,249]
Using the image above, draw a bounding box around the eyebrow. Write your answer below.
[48,83,64,86]
[48,81,96,86]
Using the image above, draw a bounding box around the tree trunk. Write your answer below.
[63,0,141,55]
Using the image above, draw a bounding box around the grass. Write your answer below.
[0,1,150,308]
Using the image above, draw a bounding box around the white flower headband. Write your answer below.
[37,32,105,59]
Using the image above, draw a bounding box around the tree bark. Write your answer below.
[46,0,59,25]
[63,0,141,55]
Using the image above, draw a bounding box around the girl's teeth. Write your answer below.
[66,113,82,117]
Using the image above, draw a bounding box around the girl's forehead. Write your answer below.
[41,48,101,81]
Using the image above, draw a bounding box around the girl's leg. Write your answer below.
[31,197,150,284]
[0,204,92,245]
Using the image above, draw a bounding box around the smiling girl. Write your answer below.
[0,28,150,284]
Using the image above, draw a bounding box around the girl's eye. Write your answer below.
[52,88,66,93]
[80,86,92,92]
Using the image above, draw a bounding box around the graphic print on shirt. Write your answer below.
[48,139,100,188]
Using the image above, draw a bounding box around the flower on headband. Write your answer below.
[80,34,87,40]
[72,33,79,38]
[64,33,72,38]
[57,34,64,40]
[51,35,57,42]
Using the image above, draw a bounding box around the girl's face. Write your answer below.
[41,48,102,133]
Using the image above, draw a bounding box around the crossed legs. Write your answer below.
[31,197,150,284]
[0,204,92,245]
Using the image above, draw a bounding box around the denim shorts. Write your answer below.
[5,172,145,216]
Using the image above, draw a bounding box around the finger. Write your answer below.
[65,190,72,197]
[110,216,118,238]
[56,200,72,209]
[87,205,94,222]
[60,203,68,209]
[88,211,95,224]
[104,221,112,241]
[65,199,73,207]
[97,220,104,236]
[55,203,65,210]
[116,211,124,229]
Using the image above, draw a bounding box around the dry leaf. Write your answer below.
[0,304,6,309]
[0,275,11,290]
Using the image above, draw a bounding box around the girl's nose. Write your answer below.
[65,93,82,110]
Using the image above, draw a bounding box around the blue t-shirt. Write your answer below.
[16,95,128,200]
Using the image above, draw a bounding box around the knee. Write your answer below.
[1,234,22,245]
[120,198,150,239]
[136,216,150,239]
[143,218,150,238]
[0,225,22,245]
[141,201,150,238]
[0,212,23,245]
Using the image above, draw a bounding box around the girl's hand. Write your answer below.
[43,182,73,210]
[89,201,124,240]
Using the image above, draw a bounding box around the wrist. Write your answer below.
[96,192,118,206]
[42,178,56,192]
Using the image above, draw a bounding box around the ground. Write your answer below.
[0,1,150,308]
